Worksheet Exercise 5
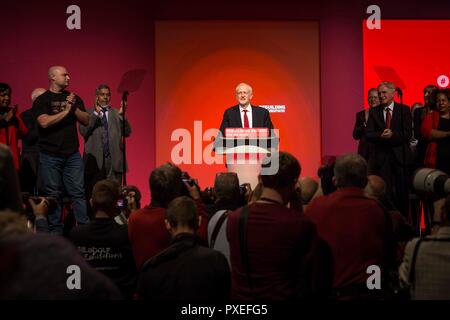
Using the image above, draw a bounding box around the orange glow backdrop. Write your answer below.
[155,21,321,188]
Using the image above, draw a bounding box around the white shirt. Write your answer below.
[383,101,394,122]
[239,104,253,128]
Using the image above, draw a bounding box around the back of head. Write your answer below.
[214,173,240,204]
[166,196,198,231]
[365,175,386,200]
[0,233,121,299]
[299,177,319,204]
[0,210,29,238]
[260,151,301,191]
[91,179,120,217]
[149,163,182,207]
[334,153,368,189]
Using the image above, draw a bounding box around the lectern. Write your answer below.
[214,128,279,188]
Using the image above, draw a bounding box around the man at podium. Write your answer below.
[218,83,274,134]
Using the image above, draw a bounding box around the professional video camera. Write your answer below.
[413,168,450,199]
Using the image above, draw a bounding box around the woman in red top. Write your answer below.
[0,83,28,170]
[421,89,450,174]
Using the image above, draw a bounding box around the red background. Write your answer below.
[3,0,450,204]
[363,20,450,107]
[155,21,321,188]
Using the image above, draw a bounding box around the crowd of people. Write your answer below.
[1,72,450,300]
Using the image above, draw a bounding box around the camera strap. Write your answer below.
[238,205,254,297]
[210,210,230,249]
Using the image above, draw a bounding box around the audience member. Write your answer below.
[128,163,208,268]
[0,233,121,299]
[138,196,230,301]
[207,172,241,266]
[227,151,331,299]
[399,195,450,299]
[70,180,137,299]
[305,153,388,299]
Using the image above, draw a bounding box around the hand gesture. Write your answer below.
[184,180,201,200]
[4,105,17,122]
[381,129,393,139]
[119,100,127,115]
[28,197,49,217]
[66,93,77,111]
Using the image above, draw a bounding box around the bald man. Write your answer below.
[217,83,274,138]
[19,88,46,193]
[32,66,90,234]
[297,176,319,210]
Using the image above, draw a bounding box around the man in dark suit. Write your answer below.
[366,81,412,217]
[218,83,273,135]
[352,88,380,160]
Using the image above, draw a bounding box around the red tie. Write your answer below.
[385,107,391,129]
[243,109,249,128]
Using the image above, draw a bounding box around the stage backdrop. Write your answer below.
[363,20,450,107]
[155,21,321,188]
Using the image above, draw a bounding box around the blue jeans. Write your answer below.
[40,152,89,234]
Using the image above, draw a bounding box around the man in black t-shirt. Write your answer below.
[70,179,137,299]
[33,65,90,234]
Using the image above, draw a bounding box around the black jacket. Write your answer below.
[365,103,412,166]
[352,109,371,160]
[69,218,137,299]
[218,105,274,135]
[137,232,231,301]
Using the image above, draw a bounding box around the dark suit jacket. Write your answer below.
[218,105,274,135]
[365,102,412,167]
[80,108,131,174]
[352,110,370,160]
[137,233,230,301]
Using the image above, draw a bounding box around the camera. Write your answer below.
[22,193,57,210]
[181,171,194,186]
[21,193,58,222]
[413,168,450,199]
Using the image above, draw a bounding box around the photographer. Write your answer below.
[399,195,450,299]
[227,152,328,299]
[27,196,51,233]
[113,185,142,225]
[207,172,243,266]
[128,163,209,268]
[69,179,137,299]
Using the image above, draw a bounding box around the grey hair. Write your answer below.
[334,153,368,189]
[378,81,395,92]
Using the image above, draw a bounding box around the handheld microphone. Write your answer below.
[396,87,403,96]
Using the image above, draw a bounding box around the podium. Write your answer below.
[214,128,279,188]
